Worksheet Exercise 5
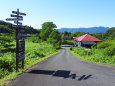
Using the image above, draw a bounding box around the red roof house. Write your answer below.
[73,34,102,47]
[74,34,102,41]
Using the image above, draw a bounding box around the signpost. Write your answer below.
[6,9,26,71]
[6,18,23,21]
[11,14,23,18]
[14,21,22,25]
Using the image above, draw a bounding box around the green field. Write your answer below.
[0,40,60,85]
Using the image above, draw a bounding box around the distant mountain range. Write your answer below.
[57,27,110,33]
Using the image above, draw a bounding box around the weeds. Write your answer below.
[0,41,58,80]
[70,40,115,65]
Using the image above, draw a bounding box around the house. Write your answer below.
[73,34,102,48]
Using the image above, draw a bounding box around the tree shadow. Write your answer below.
[29,70,92,81]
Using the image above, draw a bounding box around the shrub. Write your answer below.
[0,53,15,71]
[104,46,115,56]
[97,42,112,49]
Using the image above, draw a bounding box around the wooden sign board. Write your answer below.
[14,21,22,25]
[11,14,23,18]
[12,11,26,16]
[19,30,25,33]
[12,25,24,28]
[17,52,25,62]
[19,40,25,51]
[6,18,23,21]
[16,33,27,40]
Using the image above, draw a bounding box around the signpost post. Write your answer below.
[6,9,26,71]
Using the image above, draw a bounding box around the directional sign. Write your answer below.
[6,18,23,21]
[19,29,25,33]
[12,11,18,14]
[6,9,27,71]
[19,47,25,52]
[12,25,24,28]
[19,45,25,52]
[19,40,25,44]
[18,33,27,36]
[14,21,22,25]
[11,14,23,18]
[16,33,27,40]
[19,44,25,49]
[12,11,26,16]
[17,52,25,62]
[19,12,26,16]
[19,40,25,49]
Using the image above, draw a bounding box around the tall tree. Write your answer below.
[104,27,115,40]
[40,22,57,41]
[47,30,61,47]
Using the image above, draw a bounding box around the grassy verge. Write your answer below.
[69,47,115,66]
[0,41,61,86]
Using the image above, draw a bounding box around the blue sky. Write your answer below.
[0,0,115,28]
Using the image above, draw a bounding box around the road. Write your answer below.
[8,47,115,86]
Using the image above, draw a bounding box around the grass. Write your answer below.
[0,41,61,86]
[69,46,115,66]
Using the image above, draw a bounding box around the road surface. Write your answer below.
[8,47,115,86]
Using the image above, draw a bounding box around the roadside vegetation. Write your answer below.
[0,21,61,85]
[0,41,60,85]
[70,28,115,65]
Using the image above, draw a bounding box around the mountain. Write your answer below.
[57,27,110,33]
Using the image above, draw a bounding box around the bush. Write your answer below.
[73,47,87,56]
[0,52,15,71]
[97,42,112,49]
[104,46,115,56]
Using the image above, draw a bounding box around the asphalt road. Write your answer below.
[8,47,115,86]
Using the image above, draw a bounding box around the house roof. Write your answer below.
[74,34,102,41]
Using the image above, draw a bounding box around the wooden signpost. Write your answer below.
[6,9,26,71]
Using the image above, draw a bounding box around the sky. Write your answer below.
[0,0,115,28]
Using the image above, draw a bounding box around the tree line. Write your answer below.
[0,20,115,49]
[61,27,115,41]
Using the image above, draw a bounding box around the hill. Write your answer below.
[57,27,110,33]
[0,20,39,34]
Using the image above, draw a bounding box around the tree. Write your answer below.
[71,31,86,38]
[47,30,61,48]
[91,33,104,40]
[104,27,115,40]
[40,22,57,41]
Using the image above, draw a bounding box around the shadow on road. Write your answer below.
[29,70,92,81]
